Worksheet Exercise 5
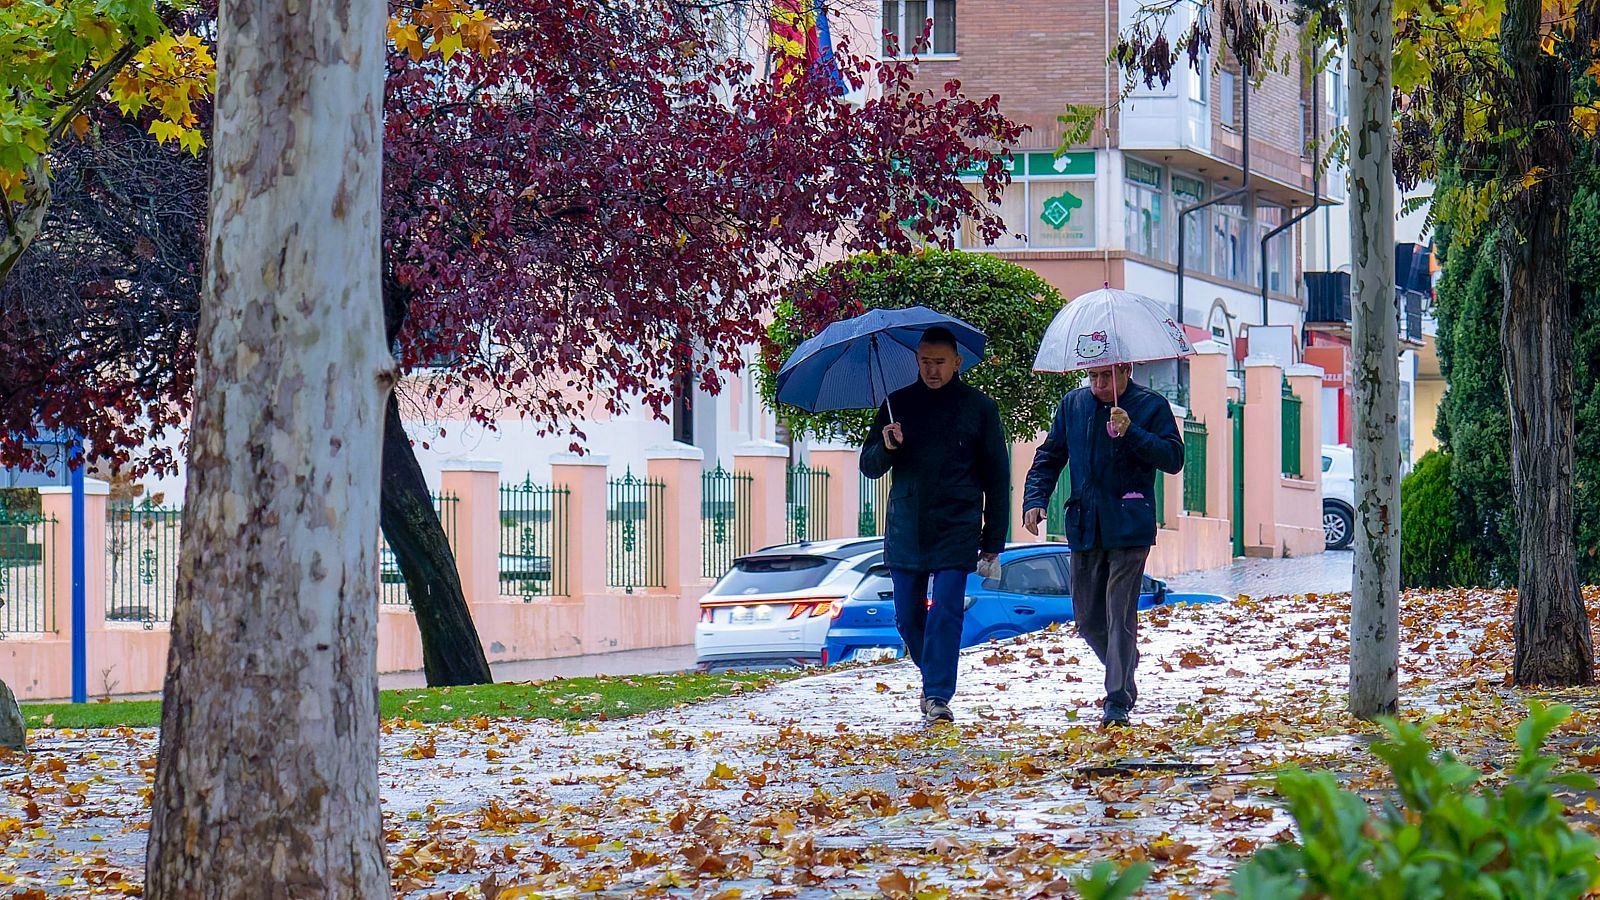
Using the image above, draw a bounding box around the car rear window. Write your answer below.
[850,568,894,600]
[710,556,832,596]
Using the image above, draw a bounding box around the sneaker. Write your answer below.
[922,697,954,724]
[1101,704,1131,728]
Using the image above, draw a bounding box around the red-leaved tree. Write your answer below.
[1,0,1023,684]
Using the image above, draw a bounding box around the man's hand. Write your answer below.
[883,422,904,450]
[977,552,1000,580]
[1022,507,1045,536]
[1108,406,1131,438]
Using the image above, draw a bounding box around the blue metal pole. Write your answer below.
[70,437,86,704]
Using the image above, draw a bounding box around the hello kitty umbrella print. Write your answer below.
[1032,286,1196,413]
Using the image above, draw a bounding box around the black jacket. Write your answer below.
[1022,381,1183,550]
[860,377,1010,572]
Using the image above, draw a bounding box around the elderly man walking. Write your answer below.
[1021,363,1182,727]
[860,327,1009,725]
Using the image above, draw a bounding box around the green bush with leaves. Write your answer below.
[1400,450,1488,589]
[757,250,1078,443]
[1230,701,1600,900]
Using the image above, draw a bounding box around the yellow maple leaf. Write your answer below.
[1576,105,1600,138]
[387,20,426,61]
[1519,166,1548,190]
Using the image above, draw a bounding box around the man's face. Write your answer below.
[1086,365,1131,404]
[917,342,961,390]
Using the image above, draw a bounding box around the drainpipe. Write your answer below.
[1177,59,1251,401]
[1260,47,1323,333]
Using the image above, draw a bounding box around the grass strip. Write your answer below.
[22,669,804,729]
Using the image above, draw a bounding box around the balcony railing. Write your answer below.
[1304,270,1428,343]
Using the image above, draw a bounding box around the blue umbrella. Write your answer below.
[775,306,986,421]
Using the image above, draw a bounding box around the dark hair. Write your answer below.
[918,326,959,353]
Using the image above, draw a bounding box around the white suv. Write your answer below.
[1321,445,1354,551]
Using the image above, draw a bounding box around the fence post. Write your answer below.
[734,440,789,551]
[1187,342,1230,519]
[646,442,705,598]
[1287,364,1325,488]
[1242,358,1284,556]
[808,446,858,540]
[439,460,500,607]
[1009,435,1045,543]
[550,453,609,600]
[39,478,109,701]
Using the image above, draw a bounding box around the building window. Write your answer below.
[1172,174,1209,273]
[1188,46,1209,105]
[882,0,956,57]
[955,151,1097,250]
[1219,69,1237,128]
[1258,206,1293,293]
[1031,180,1096,248]
[959,181,1028,249]
[1123,159,1166,260]
[1211,204,1248,282]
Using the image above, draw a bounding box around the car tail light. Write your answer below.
[780,599,835,619]
[828,598,844,619]
[808,602,831,617]
[699,607,712,623]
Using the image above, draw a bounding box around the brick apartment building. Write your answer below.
[886,0,1328,400]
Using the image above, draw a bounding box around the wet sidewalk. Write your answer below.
[14,575,1565,898]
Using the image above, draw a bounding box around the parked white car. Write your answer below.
[694,538,882,671]
[1321,444,1355,551]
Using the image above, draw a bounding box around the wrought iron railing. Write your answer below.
[106,499,182,627]
[701,465,752,579]
[499,478,569,600]
[1282,379,1303,477]
[608,469,665,592]
[0,510,56,636]
[858,472,890,537]
[1183,415,1208,514]
[379,492,460,607]
[785,463,830,543]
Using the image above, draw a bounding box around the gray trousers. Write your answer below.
[1070,546,1152,710]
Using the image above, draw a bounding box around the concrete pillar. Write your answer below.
[809,445,859,540]
[1188,342,1231,519]
[1243,358,1284,556]
[646,442,705,597]
[38,479,110,635]
[1287,364,1325,490]
[549,453,609,599]
[1010,434,1046,543]
[734,440,790,551]
[439,460,501,607]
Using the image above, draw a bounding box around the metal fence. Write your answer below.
[1045,465,1072,541]
[858,472,890,537]
[499,479,569,600]
[0,511,56,636]
[379,492,460,607]
[701,466,752,579]
[106,500,182,627]
[1183,415,1208,514]
[1281,379,1303,477]
[785,463,830,543]
[608,469,665,592]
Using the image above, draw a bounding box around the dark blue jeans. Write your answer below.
[890,568,969,703]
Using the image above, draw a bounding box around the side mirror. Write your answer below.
[1153,580,1169,604]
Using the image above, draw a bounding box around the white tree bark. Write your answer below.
[1346,0,1400,720]
[143,0,392,890]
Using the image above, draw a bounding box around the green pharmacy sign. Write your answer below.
[1040,190,1083,229]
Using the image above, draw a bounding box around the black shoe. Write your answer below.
[1101,704,1130,728]
[922,697,954,724]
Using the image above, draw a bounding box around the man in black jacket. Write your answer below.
[860,327,1009,724]
[1021,364,1182,727]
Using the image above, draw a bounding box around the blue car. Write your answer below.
[822,543,1225,665]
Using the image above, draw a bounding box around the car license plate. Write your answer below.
[728,607,754,625]
[854,647,899,663]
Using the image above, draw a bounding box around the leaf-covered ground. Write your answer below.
[9,585,1600,898]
